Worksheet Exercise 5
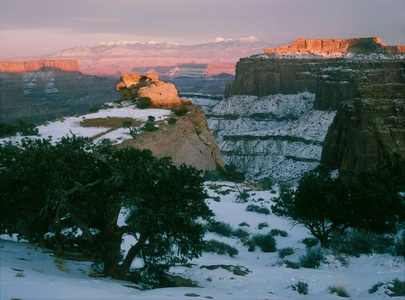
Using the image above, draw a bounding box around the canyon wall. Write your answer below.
[213,37,405,181]
[321,84,405,184]
[225,57,405,110]
[0,60,79,73]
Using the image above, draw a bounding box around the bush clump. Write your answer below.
[88,106,100,113]
[278,247,294,259]
[167,118,177,125]
[251,233,277,252]
[270,229,288,237]
[245,204,270,215]
[258,222,269,230]
[171,105,189,116]
[207,221,234,237]
[299,247,325,269]
[290,281,309,295]
[328,284,350,298]
[330,229,394,257]
[136,97,153,109]
[204,240,238,257]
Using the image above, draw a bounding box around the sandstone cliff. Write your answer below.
[321,84,405,184]
[0,60,79,73]
[119,105,224,171]
[116,74,183,108]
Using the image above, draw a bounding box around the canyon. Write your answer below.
[208,37,405,182]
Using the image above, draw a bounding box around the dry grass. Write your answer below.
[80,117,144,140]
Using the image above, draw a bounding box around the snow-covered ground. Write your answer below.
[0,104,172,145]
[1,182,404,299]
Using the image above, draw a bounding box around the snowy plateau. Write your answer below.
[1,104,404,300]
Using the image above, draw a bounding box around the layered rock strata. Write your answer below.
[207,93,335,181]
[116,74,183,108]
[321,84,405,184]
[120,105,224,171]
[225,57,405,110]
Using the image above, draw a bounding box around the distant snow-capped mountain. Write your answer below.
[53,37,272,59]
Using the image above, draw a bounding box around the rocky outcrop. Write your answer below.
[270,37,389,54]
[116,74,183,108]
[225,56,405,110]
[321,84,405,183]
[0,60,79,73]
[119,105,224,171]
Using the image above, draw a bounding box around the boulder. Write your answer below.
[117,74,183,108]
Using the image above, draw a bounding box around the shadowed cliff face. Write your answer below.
[321,84,405,184]
[225,57,405,110]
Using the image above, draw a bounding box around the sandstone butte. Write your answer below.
[264,37,405,55]
[116,74,183,108]
[0,60,79,73]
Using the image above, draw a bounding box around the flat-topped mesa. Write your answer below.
[0,60,80,73]
[265,37,404,55]
[116,73,183,108]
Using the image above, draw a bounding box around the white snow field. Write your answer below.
[1,183,404,300]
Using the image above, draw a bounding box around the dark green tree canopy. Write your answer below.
[0,136,212,280]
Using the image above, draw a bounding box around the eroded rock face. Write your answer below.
[321,84,405,183]
[0,60,79,73]
[225,57,405,110]
[119,105,224,171]
[117,74,183,108]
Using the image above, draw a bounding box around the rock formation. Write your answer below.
[116,74,183,108]
[0,60,79,73]
[265,37,405,55]
[119,104,224,171]
[211,37,405,181]
[321,84,405,184]
[226,38,405,110]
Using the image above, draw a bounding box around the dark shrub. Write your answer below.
[143,122,158,132]
[88,106,100,113]
[246,204,270,215]
[369,282,384,294]
[290,281,308,295]
[394,230,405,257]
[328,284,350,298]
[239,222,250,227]
[167,118,177,125]
[147,115,156,122]
[252,233,277,252]
[171,105,189,116]
[122,121,132,128]
[235,188,250,203]
[233,228,249,240]
[387,278,405,297]
[208,222,234,237]
[270,229,288,237]
[136,97,153,109]
[278,247,294,259]
[258,222,269,230]
[299,247,324,269]
[330,230,394,257]
[216,164,245,183]
[302,237,319,248]
[284,260,300,269]
[204,240,238,257]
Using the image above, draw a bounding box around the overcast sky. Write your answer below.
[0,0,404,59]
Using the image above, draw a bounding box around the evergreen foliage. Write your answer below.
[0,136,212,281]
[272,158,405,247]
[136,97,153,109]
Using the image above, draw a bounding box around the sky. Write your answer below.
[0,0,404,59]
